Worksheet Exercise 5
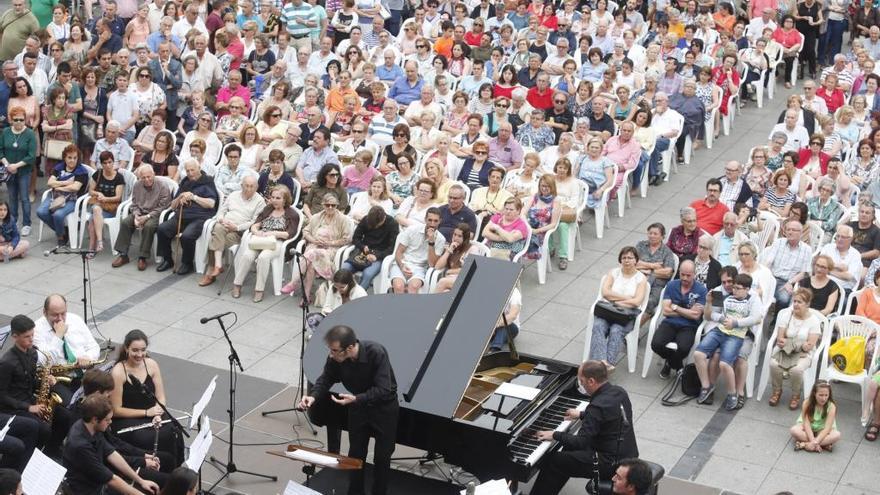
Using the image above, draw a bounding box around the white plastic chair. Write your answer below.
[789,32,805,88]
[79,168,137,252]
[566,179,588,260]
[818,315,880,425]
[751,212,780,254]
[756,310,831,401]
[37,165,96,249]
[659,113,684,181]
[582,274,651,373]
[579,168,616,240]
[767,48,783,100]
[721,93,738,136]
[739,48,768,109]
[236,207,304,296]
[616,166,635,218]
[704,108,718,150]
[534,220,557,285]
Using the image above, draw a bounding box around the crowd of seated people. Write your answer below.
[10,0,880,480]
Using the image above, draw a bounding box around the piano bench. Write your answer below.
[584,460,664,495]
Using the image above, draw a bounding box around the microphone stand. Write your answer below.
[261,251,318,436]
[131,377,191,440]
[45,247,114,353]
[206,314,277,492]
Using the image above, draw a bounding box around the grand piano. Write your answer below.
[303,256,589,484]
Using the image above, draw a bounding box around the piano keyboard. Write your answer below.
[509,396,589,466]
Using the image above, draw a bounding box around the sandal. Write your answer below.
[558,259,568,270]
[865,424,880,441]
[768,389,782,407]
[231,286,241,299]
[789,394,801,411]
[794,441,806,451]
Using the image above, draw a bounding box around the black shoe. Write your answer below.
[697,385,715,405]
[176,264,193,275]
[656,172,667,184]
[648,175,659,186]
[156,260,173,272]
[659,362,671,379]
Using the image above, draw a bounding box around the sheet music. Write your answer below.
[190,375,218,429]
[285,449,340,466]
[495,382,540,401]
[185,416,213,470]
[0,415,13,442]
[22,449,66,495]
[459,479,511,495]
[283,480,322,495]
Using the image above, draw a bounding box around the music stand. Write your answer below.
[267,444,362,486]
[205,314,277,490]
[261,251,317,435]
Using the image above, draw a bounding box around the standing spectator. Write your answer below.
[0,106,37,237]
[0,0,40,62]
[848,203,880,269]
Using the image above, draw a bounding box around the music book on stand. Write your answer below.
[283,480,322,495]
[22,449,66,495]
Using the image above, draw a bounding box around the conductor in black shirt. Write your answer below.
[300,325,399,495]
[530,360,639,495]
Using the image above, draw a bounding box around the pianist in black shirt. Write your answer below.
[530,360,638,495]
[300,325,399,495]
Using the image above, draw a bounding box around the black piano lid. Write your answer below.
[303,256,523,418]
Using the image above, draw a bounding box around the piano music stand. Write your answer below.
[261,252,318,436]
[267,444,362,486]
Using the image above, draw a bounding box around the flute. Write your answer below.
[116,414,191,434]
[152,421,160,456]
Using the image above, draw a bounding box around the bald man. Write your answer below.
[650,260,707,378]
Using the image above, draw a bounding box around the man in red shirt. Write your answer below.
[690,178,729,235]
[526,73,554,110]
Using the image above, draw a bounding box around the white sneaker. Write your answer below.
[20,226,31,237]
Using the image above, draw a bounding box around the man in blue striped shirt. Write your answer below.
[280,0,317,51]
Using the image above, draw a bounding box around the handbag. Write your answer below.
[594,300,639,326]
[829,335,867,375]
[0,164,8,183]
[379,4,391,19]
[347,249,373,271]
[44,139,68,160]
[248,234,277,251]
[661,364,700,406]
[560,205,577,223]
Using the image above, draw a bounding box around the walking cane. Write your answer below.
[171,204,184,273]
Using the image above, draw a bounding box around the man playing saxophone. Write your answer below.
[0,315,72,460]
[33,294,102,404]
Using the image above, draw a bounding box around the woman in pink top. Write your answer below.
[773,16,803,89]
[342,149,380,194]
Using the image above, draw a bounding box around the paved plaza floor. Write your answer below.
[2,79,880,494]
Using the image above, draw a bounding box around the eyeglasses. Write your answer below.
[352,128,365,133]
[811,141,821,145]
[272,113,281,118]
[554,100,566,104]
[474,150,488,155]
[328,345,348,354]
[51,48,62,52]
[815,264,830,269]
[394,133,407,137]
[327,172,340,177]
[495,103,509,108]
[11,118,24,122]
[323,203,338,207]
[139,73,151,78]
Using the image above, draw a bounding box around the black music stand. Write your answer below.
[205,314,277,491]
[261,252,317,435]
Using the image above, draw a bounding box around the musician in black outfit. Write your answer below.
[62,395,160,495]
[530,360,639,495]
[300,325,399,495]
[0,315,71,461]
[68,369,170,487]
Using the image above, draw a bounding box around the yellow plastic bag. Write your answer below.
[830,335,866,375]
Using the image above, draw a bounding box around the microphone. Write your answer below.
[200,312,233,324]
[43,246,64,257]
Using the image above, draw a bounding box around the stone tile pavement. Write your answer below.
[2,81,880,494]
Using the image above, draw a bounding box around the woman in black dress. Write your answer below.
[795,0,823,80]
[110,330,183,471]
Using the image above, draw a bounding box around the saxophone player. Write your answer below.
[0,315,71,460]
[33,294,102,403]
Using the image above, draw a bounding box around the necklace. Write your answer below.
[10,129,24,148]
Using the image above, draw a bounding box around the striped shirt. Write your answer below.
[281,2,316,36]
[763,238,813,282]
[764,187,795,209]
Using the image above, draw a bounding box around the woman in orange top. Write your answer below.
[713,3,736,35]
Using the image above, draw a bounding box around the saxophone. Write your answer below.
[34,350,108,423]
[35,348,70,423]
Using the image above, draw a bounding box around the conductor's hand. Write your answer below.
[299,395,315,410]
[138,478,159,494]
[331,393,357,406]
[564,408,580,421]
[534,430,555,441]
